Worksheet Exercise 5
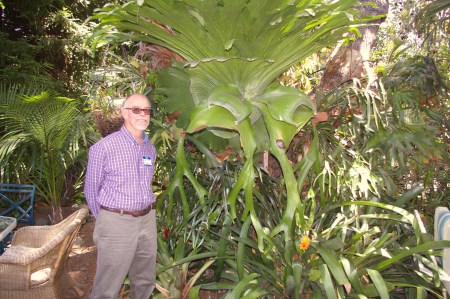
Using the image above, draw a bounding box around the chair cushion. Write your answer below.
[30,267,51,286]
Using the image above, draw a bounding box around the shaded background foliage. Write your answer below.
[0,0,112,94]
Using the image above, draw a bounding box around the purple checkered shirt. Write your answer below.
[84,125,156,218]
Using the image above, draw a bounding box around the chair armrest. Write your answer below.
[11,209,86,247]
[1,218,81,265]
[0,245,40,265]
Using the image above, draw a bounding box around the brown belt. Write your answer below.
[100,203,155,217]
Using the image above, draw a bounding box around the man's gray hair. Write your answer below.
[122,93,151,107]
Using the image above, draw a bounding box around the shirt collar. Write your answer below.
[120,125,149,144]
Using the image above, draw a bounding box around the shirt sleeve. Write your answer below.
[84,144,104,218]
[152,143,157,165]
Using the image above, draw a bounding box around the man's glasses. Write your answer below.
[124,107,152,115]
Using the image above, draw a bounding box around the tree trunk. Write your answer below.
[317,0,389,91]
[52,203,64,224]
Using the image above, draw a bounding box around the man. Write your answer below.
[84,93,157,299]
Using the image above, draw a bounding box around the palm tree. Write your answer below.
[0,84,97,223]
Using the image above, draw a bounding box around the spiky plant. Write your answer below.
[90,0,370,247]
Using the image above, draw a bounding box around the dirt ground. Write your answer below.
[67,217,96,299]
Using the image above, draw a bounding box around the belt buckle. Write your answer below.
[132,210,140,217]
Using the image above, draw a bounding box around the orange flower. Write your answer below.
[300,236,311,250]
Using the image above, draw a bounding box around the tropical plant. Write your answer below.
[85,50,154,111]
[89,0,373,242]
[413,0,450,55]
[151,145,450,298]
[0,84,98,223]
[0,33,59,91]
[88,0,450,297]
[155,224,215,299]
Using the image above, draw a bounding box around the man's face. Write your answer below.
[121,94,151,132]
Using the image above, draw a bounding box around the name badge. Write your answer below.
[143,156,153,166]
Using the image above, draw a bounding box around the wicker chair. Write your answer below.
[0,207,89,299]
[435,207,450,295]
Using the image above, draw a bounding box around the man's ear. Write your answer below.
[121,107,128,120]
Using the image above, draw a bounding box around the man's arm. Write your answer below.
[84,144,104,218]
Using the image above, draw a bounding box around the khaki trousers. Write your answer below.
[90,209,157,299]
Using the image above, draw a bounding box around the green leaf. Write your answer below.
[395,185,423,207]
[186,105,238,133]
[188,286,200,299]
[237,216,252,279]
[372,240,450,271]
[207,84,251,124]
[223,273,261,299]
[214,214,232,280]
[224,39,235,51]
[366,269,389,299]
[341,258,364,294]
[184,259,215,294]
[309,269,322,281]
[240,290,270,299]
[319,264,337,299]
[90,0,366,108]
[255,85,316,126]
[293,262,304,298]
[156,63,195,129]
[314,243,350,287]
